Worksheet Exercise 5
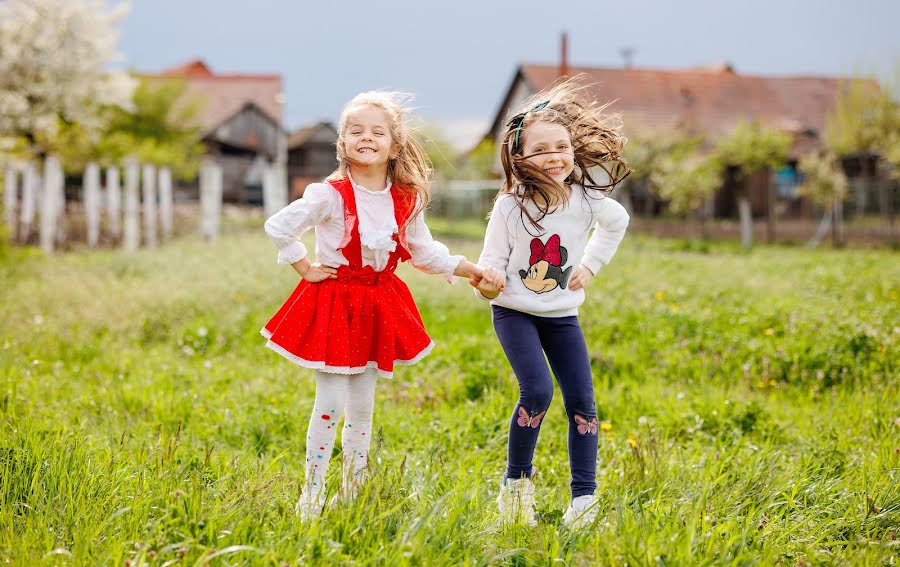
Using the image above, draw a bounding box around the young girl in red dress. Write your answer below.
[262,91,501,520]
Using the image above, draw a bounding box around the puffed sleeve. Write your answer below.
[404,197,465,283]
[580,196,630,275]
[263,183,334,265]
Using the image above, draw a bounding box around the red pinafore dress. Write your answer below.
[261,178,434,378]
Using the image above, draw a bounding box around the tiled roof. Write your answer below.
[490,64,873,149]
[288,121,337,149]
[144,59,283,134]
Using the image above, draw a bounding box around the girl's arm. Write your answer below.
[404,199,468,283]
[263,183,334,266]
[578,196,630,277]
[474,196,513,300]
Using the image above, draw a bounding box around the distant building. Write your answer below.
[287,121,338,200]
[145,59,287,203]
[484,63,875,218]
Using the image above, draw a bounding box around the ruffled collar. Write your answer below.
[347,173,398,254]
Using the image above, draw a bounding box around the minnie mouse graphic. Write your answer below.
[519,234,573,294]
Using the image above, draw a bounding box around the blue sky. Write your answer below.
[118,0,899,147]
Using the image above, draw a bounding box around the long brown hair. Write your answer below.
[499,78,631,233]
[327,91,432,229]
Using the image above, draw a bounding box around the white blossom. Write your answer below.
[0,0,136,139]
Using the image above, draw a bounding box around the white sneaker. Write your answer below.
[562,494,599,529]
[295,487,325,522]
[497,476,537,526]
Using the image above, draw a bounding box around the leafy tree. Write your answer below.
[825,75,899,237]
[826,77,899,164]
[34,78,205,179]
[798,151,849,247]
[652,153,723,217]
[460,138,499,180]
[0,0,135,155]
[714,120,793,248]
[412,123,459,179]
[626,131,722,235]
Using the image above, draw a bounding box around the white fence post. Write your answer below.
[158,166,173,240]
[262,163,277,217]
[141,163,157,247]
[19,161,38,242]
[123,157,140,251]
[276,162,288,212]
[40,156,64,254]
[52,158,66,247]
[3,166,17,240]
[106,166,121,240]
[262,161,289,217]
[84,162,101,248]
[200,158,222,241]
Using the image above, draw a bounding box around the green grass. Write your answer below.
[1,220,898,565]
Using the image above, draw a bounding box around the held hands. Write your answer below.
[567,265,594,291]
[292,258,337,283]
[470,266,505,299]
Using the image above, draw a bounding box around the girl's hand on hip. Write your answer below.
[567,265,594,291]
[292,258,337,282]
[303,263,338,283]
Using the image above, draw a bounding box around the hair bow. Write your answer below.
[507,100,550,153]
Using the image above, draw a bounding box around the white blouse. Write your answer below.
[264,177,464,283]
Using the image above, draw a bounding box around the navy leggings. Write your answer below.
[492,305,599,498]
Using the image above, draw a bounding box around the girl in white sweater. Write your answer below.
[475,81,631,528]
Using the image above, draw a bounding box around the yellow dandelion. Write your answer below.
[756,381,766,389]
[654,290,665,302]
[670,304,680,314]
[627,436,637,448]
[769,379,776,386]
[764,328,775,336]
[600,422,613,432]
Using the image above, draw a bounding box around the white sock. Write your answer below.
[341,368,378,489]
[304,371,349,497]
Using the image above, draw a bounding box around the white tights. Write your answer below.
[304,368,378,498]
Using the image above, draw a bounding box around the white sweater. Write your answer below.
[264,177,464,283]
[477,185,629,317]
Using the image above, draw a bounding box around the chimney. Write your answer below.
[560,31,569,78]
[619,47,635,69]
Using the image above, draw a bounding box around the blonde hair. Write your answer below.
[328,91,432,228]
[499,77,631,232]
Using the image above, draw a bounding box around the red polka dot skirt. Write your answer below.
[261,178,434,378]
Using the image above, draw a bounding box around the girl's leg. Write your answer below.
[492,306,555,481]
[538,316,598,498]
[341,367,378,492]
[304,370,350,499]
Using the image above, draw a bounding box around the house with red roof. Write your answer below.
[484,62,873,218]
[145,59,287,203]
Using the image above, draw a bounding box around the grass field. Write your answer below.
[1,216,898,565]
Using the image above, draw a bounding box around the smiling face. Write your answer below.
[341,105,397,169]
[520,121,574,186]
